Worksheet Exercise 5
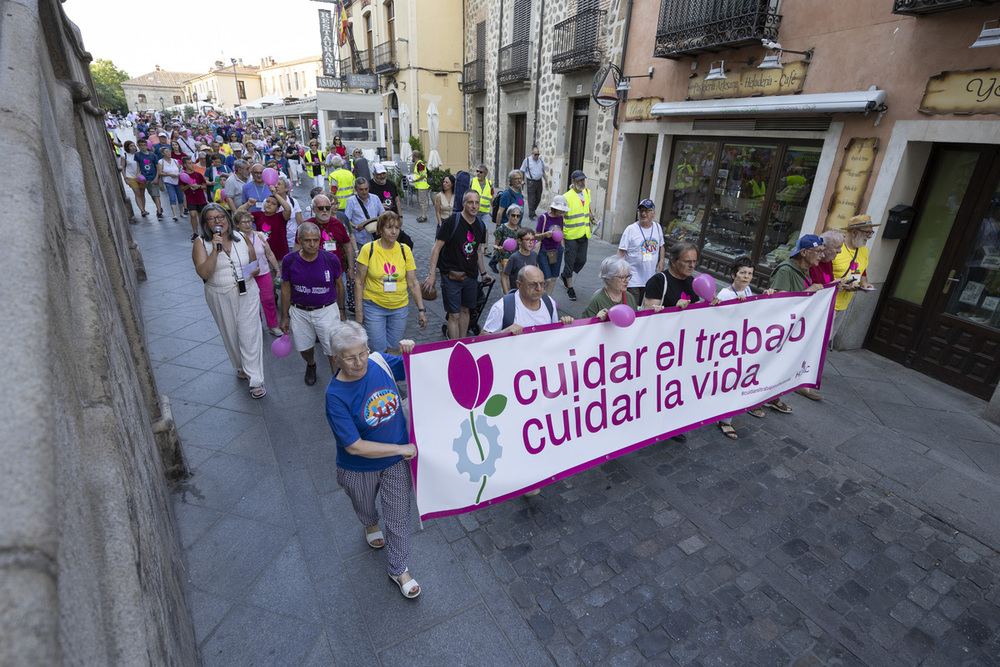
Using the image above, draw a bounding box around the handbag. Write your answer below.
[546,249,559,264]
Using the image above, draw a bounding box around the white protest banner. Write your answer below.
[405,288,836,521]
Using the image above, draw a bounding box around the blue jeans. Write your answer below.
[164,182,185,207]
[362,299,408,352]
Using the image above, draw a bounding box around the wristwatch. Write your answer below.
[418,308,426,312]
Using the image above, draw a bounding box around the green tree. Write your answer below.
[90,59,130,114]
[183,105,196,119]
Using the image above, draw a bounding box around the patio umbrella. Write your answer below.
[399,103,410,155]
[427,101,441,168]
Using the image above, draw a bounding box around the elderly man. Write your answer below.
[280,222,346,386]
[483,265,573,335]
[422,191,492,340]
[242,163,272,213]
[224,159,250,211]
[832,214,879,344]
[345,177,384,249]
[617,198,665,304]
[224,143,244,170]
[560,170,599,301]
[470,164,493,228]
[520,146,550,220]
[304,194,356,299]
[371,163,401,215]
[328,155,355,222]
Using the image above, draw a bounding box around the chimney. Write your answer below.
[214,60,223,69]
[155,65,161,71]
[238,58,243,67]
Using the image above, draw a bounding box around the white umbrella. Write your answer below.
[427,102,442,168]
[398,102,410,155]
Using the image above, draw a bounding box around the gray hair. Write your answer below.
[506,204,523,217]
[198,204,239,242]
[331,155,344,168]
[463,190,480,205]
[312,194,332,208]
[354,177,369,188]
[666,241,698,263]
[297,221,320,241]
[820,230,844,245]
[233,159,249,172]
[278,175,291,190]
[330,321,369,357]
[477,164,488,175]
[508,169,523,184]
[599,256,632,282]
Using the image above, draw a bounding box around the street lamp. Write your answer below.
[231,58,241,109]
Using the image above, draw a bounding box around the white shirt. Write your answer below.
[617,221,664,288]
[520,155,546,181]
[483,293,559,333]
[718,284,753,301]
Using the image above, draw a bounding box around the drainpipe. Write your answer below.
[531,0,545,147]
[614,0,634,131]
[493,0,504,179]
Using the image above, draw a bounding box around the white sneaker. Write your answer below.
[269,327,283,337]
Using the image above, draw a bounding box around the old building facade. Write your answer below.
[609,0,1000,411]
[121,67,199,113]
[182,60,262,114]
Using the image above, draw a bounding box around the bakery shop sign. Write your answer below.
[920,69,1000,115]
[687,62,808,101]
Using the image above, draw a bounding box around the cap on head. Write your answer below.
[571,170,587,182]
[791,234,824,257]
[638,198,655,210]
[372,163,387,174]
[550,195,570,212]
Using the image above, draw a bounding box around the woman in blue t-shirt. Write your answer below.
[325,321,421,598]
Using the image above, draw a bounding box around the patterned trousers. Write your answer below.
[336,459,412,576]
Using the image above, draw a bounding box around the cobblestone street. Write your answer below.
[126,173,1000,665]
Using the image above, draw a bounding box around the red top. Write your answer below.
[252,210,290,261]
[307,216,352,269]
[182,171,209,206]
[809,260,834,286]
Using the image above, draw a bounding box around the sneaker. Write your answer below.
[268,327,283,337]
[304,364,318,386]
[567,287,577,301]
[671,434,687,443]
[561,275,571,289]
[190,233,198,241]
[156,212,163,220]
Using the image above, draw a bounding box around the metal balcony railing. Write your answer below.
[498,40,531,86]
[463,59,486,94]
[552,8,606,73]
[339,52,372,78]
[893,0,1000,14]
[373,41,398,74]
[654,0,781,59]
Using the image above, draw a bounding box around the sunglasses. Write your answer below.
[315,206,332,211]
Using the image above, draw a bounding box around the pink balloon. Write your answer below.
[550,227,564,243]
[138,132,146,138]
[137,174,146,183]
[608,304,636,328]
[186,129,193,137]
[502,237,517,252]
[261,167,279,186]
[692,273,716,302]
[179,172,192,184]
[271,333,291,357]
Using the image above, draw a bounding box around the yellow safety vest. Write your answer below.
[108,131,120,157]
[304,150,325,176]
[413,160,429,190]
[471,177,492,214]
[563,188,592,240]
[329,168,355,210]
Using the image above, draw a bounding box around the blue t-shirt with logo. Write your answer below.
[325,354,408,471]
[134,151,158,180]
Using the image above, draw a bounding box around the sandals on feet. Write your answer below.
[250,385,266,399]
[365,527,385,549]
[745,407,766,419]
[236,370,249,380]
[718,423,738,440]
[389,569,420,599]
[765,398,792,414]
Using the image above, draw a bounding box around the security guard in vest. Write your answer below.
[304,139,326,189]
[412,150,430,222]
[470,164,493,228]
[328,155,355,224]
[560,170,597,302]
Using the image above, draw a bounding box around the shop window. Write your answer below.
[663,137,822,284]
[327,110,378,143]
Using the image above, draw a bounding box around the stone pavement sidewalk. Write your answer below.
[123,161,1000,665]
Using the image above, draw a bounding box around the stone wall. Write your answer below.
[0,0,196,664]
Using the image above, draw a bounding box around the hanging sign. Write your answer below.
[825,138,878,230]
[687,62,808,101]
[920,69,1000,116]
[592,64,621,108]
[318,10,337,77]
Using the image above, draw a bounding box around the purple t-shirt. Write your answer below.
[536,212,564,250]
[281,250,343,308]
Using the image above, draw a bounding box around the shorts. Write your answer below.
[289,302,341,355]
[440,273,479,314]
[188,202,208,215]
[416,188,430,206]
[145,180,161,197]
[125,177,145,190]
[537,246,564,280]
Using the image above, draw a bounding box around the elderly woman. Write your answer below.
[192,204,266,398]
[325,321,420,598]
[355,211,426,353]
[495,169,525,233]
[583,256,638,319]
[494,204,523,292]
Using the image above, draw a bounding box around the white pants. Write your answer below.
[288,160,302,183]
[290,302,341,355]
[204,281,265,387]
[313,174,325,190]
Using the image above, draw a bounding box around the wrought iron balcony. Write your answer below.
[498,40,531,86]
[463,59,486,94]
[893,0,1000,14]
[552,8,606,73]
[373,41,398,74]
[654,0,781,59]
[339,52,372,78]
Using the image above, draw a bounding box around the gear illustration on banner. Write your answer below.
[452,415,502,481]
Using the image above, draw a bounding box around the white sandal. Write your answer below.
[389,569,420,599]
[365,528,385,549]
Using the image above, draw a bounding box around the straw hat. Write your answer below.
[843,214,881,230]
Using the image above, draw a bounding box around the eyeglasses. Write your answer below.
[339,348,370,364]
[315,205,332,211]
[476,170,484,174]
[858,230,875,238]
[521,281,546,289]
[508,213,521,218]
[615,274,632,281]
[205,215,227,222]
[676,259,698,266]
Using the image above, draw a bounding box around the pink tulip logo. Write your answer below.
[448,343,507,503]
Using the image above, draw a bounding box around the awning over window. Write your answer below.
[651,89,888,117]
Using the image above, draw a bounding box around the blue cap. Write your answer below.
[638,198,655,209]
[571,170,587,181]
[790,234,824,257]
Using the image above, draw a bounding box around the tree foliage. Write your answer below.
[183,105,196,119]
[90,59,130,114]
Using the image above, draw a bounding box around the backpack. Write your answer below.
[445,213,486,242]
[491,187,513,223]
[501,290,554,330]
[453,170,471,213]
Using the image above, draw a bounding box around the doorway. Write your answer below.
[867,144,1000,399]
[568,98,589,189]
[511,113,527,174]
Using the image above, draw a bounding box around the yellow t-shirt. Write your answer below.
[220,143,233,156]
[831,244,869,311]
[358,241,416,309]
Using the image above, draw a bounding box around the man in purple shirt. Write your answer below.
[280,222,346,386]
